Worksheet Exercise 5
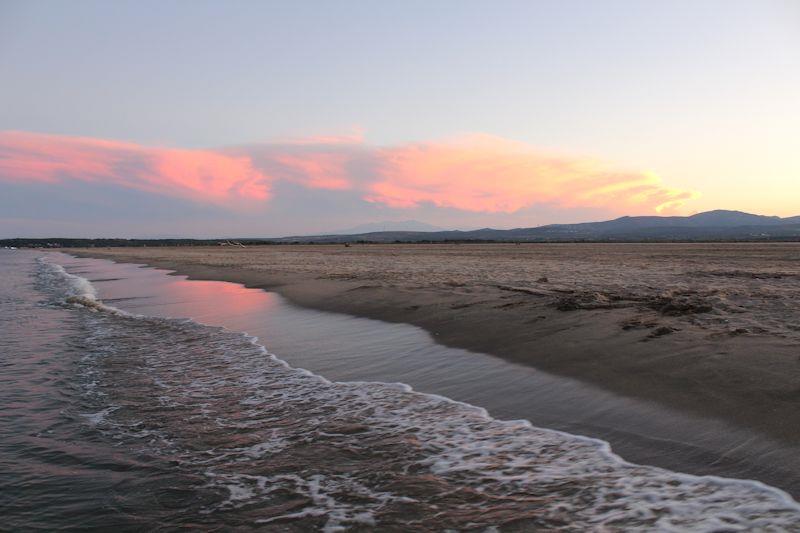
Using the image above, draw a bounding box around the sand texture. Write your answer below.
[70,243,800,446]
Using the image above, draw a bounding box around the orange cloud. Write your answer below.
[0,131,697,215]
[367,134,697,214]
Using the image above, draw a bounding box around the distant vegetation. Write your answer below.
[0,238,276,248]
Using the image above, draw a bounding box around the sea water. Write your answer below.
[1,249,799,531]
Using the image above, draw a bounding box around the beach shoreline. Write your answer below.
[67,244,800,485]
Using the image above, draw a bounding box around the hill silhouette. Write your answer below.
[3,211,799,247]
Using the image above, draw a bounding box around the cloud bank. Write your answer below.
[0,131,697,219]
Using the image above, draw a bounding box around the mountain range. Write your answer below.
[275,211,800,243]
[4,211,799,248]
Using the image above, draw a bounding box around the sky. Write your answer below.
[1,0,798,237]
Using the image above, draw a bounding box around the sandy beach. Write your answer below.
[70,243,800,446]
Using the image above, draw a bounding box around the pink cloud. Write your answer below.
[274,127,366,146]
[263,153,354,190]
[0,133,131,184]
[0,131,271,205]
[0,130,697,215]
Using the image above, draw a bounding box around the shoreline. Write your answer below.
[9,248,799,529]
[66,244,800,494]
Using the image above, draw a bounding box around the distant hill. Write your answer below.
[3,211,799,248]
[330,220,445,234]
[271,210,800,243]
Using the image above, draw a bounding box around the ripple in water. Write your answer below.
[29,257,800,530]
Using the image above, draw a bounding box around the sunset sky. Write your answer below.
[1,0,798,237]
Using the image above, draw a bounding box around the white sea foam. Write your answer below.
[80,406,120,425]
[36,257,130,315]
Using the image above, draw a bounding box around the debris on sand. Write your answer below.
[647,326,679,339]
[553,292,636,311]
[692,270,798,280]
[621,318,659,330]
[647,295,713,316]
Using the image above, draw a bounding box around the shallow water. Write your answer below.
[2,249,799,531]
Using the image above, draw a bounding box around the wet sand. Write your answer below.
[69,243,800,451]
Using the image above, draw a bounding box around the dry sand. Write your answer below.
[70,243,800,447]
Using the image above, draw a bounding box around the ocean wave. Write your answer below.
[36,257,130,315]
[35,256,800,531]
